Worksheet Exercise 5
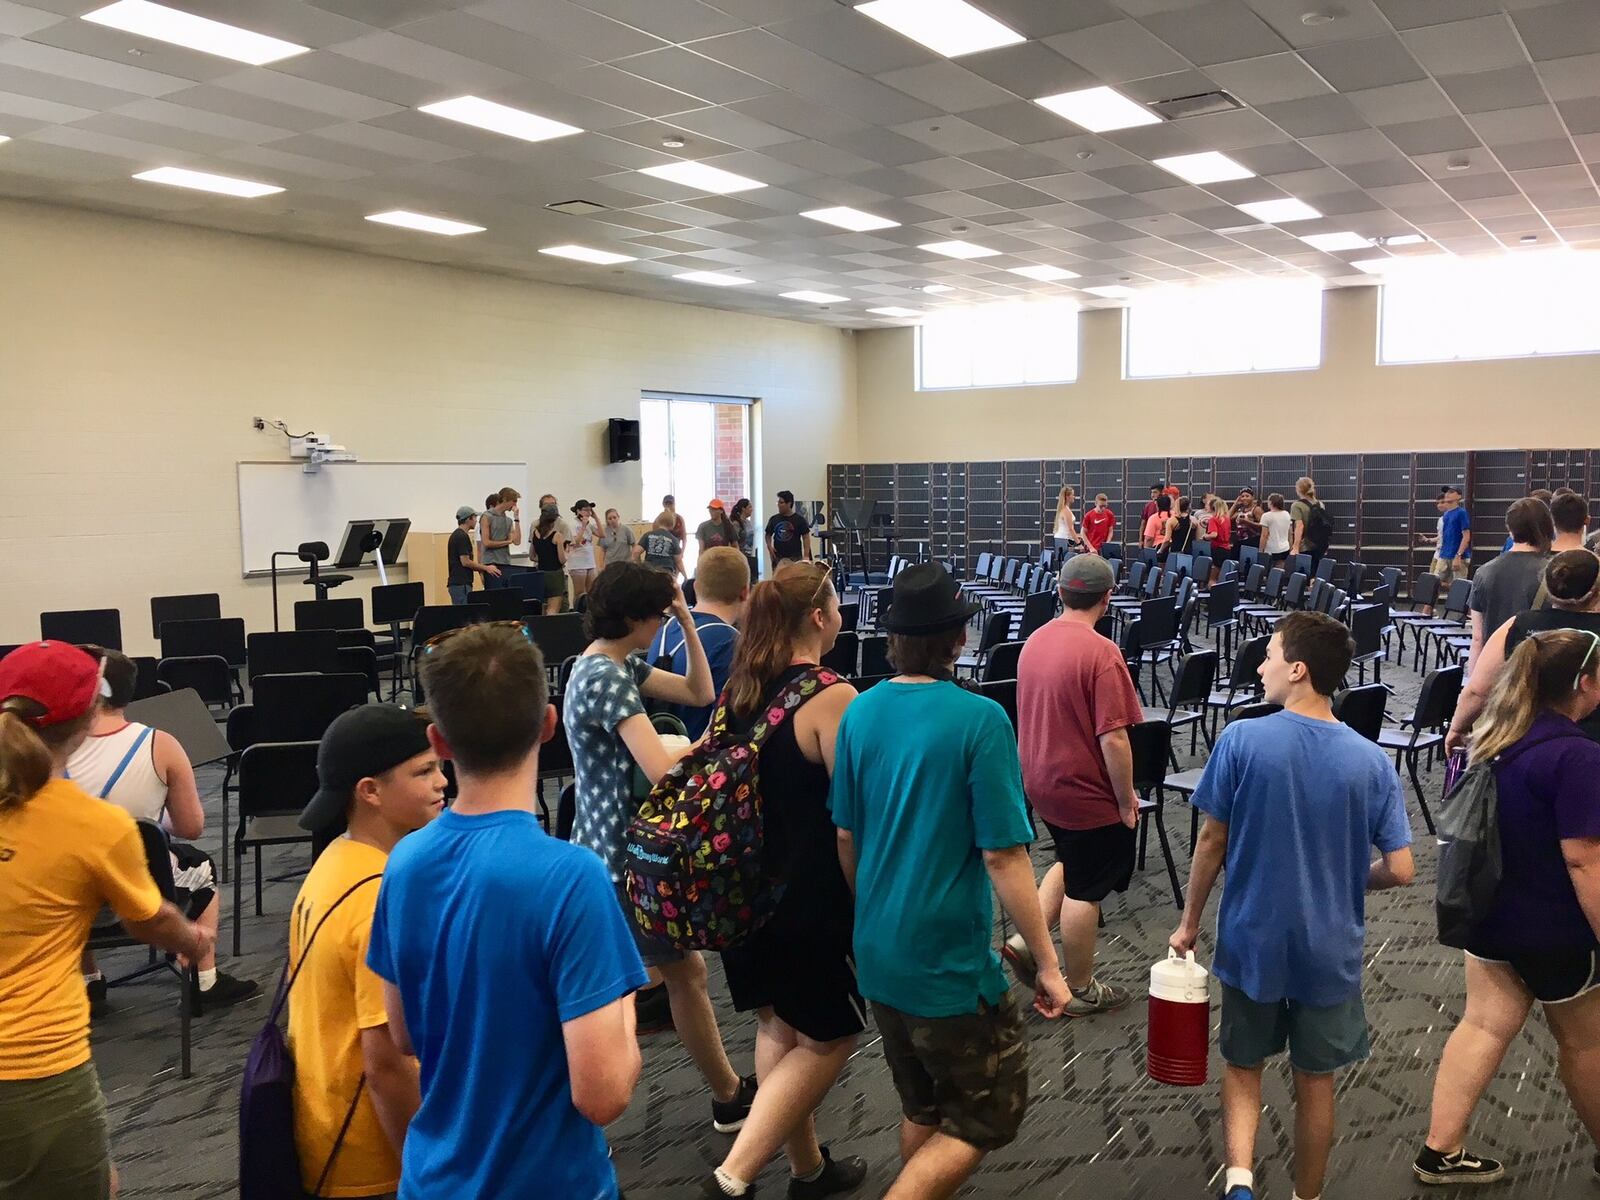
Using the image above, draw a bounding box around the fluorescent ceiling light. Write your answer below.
[868,306,923,317]
[82,0,307,64]
[921,284,955,293]
[1083,284,1135,298]
[1300,231,1368,252]
[1386,233,1427,246]
[419,96,581,144]
[1349,258,1391,274]
[538,244,635,265]
[920,239,999,260]
[801,206,899,232]
[1235,198,1322,223]
[365,210,484,236]
[1035,86,1160,133]
[1008,264,1080,282]
[133,166,283,198]
[1153,151,1255,185]
[781,290,849,303]
[675,271,751,287]
[0,135,9,145]
[855,0,1024,58]
[639,161,765,194]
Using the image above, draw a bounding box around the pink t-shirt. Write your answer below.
[1016,618,1145,830]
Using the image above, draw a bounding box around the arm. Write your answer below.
[1368,846,1415,890]
[1457,527,1471,561]
[640,598,714,707]
[155,732,204,840]
[1098,726,1138,829]
[480,514,511,551]
[123,899,210,962]
[802,531,814,561]
[563,996,642,1126]
[381,979,414,1056]
[1446,616,1514,754]
[633,543,644,562]
[1170,817,1228,953]
[1564,837,1600,942]
[617,713,692,786]
[1467,610,1486,674]
[836,828,856,896]
[360,1025,421,1155]
[983,845,1070,1017]
[509,508,522,548]
[461,550,500,577]
[1291,519,1304,556]
[557,535,568,565]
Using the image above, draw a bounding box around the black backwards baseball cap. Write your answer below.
[299,704,433,834]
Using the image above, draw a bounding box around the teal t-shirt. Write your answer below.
[830,680,1032,1017]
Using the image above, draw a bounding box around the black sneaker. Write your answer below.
[789,1147,867,1198]
[86,976,110,1019]
[711,1074,758,1134]
[635,983,673,1034]
[1413,1145,1505,1185]
[198,972,261,1011]
[698,1176,757,1198]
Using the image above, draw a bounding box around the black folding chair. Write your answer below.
[1203,634,1270,739]
[955,612,1011,679]
[150,593,220,641]
[977,679,1018,732]
[1376,665,1462,835]
[1130,721,1183,907]
[160,617,247,704]
[247,630,343,678]
[821,631,859,676]
[1145,650,1217,763]
[294,597,364,631]
[982,641,1025,683]
[233,741,318,956]
[1333,684,1388,742]
[1164,702,1282,850]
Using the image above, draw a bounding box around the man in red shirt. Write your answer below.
[1140,484,1162,526]
[1009,555,1144,1016]
[1081,494,1117,555]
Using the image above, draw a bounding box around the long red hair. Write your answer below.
[724,562,833,718]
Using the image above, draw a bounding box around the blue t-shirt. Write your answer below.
[830,680,1033,1017]
[1192,711,1411,1007]
[367,809,648,1200]
[648,611,738,739]
[1439,505,1471,559]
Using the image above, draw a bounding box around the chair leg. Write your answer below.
[1154,801,1183,908]
[1137,808,1149,869]
[1189,802,1199,854]
[232,841,243,958]
[218,784,230,885]
[1406,751,1436,835]
[254,845,264,916]
[180,963,195,1079]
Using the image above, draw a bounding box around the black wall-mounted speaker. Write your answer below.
[607,418,641,463]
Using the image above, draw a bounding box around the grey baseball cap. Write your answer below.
[455,505,477,522]
[1060,554,1116,595]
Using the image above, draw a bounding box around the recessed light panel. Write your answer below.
[1153,151,1255,184]
[869,306,923,317]
[539,244,636,265]
[920,239,999,260]
[1385,233,1427,246]
[640,161,765,194]
[1300,231,1369,252]
[782,290,849,303]
[1083,284,1135,298]
[1008,264,1080,282]
[133,167,283,198]
[1235,198,1322,223]
[365,210,484,236]
[419,96,581,144]
[1035,86,1160,133]
[1349,258,1391,273]
[855,0,1025,58]
[921,284,955,293]
[801,206,900,232]
[675,271,751,287]
[82,0,307,65]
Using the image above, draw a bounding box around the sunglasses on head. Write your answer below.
[1574,628,1600,691]
[424,619,534,654]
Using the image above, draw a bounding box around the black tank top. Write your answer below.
[1170,514,1196,554]
[533,530,563,571]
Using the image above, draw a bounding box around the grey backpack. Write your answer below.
[1434,760,1501,949]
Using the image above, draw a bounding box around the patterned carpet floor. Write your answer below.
[89,636,1600,1199]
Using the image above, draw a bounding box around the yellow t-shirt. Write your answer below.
[287,838,400,1198]
[0,778,163,1080]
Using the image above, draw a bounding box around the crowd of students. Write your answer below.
[8,484,1600,1200]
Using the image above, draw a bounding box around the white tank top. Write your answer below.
[67,722,166,822]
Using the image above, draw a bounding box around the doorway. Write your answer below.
[640,392,753,576]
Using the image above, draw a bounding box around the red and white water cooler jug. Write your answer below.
[1147,949,1210,1086]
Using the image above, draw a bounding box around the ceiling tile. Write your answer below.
[1401,15,1530,76]
[963,145,1073,179]
[981,0,1126,37]
[470,0,666,62]
[571,0,743,41]
[1510,1,1600,62]
[1436,65,1550,115]
[1206,52,1331,104]
[613,47,772,105]
[963,100,1078,145]
[958,40,1091,97]
[1346,79,1454,125]
[1300,37,1426,92]
[1380,115,1480,156]
[1141,0,1288,65]
[887,115,1012,156]
[1300,126,1402,164]
[1468,103,1568,146]
[1534,52,1600,102]
[1373,0,1504,29]
[1494,138,1580,170]
[1339,157,1425,187]
[1258,94,1369,137]
[766,8,938,75]
[875,60,1016,113]
[1044,21,1190,83]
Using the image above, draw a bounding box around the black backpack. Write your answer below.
[1303,502,1333,554]
[240,875,380,1200]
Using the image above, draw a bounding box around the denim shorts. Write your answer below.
[1219,984,1370,1075]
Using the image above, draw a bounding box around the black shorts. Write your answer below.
[1045,820,1136,902]
[722,922,866,1043]
[1466,946,1600,1004]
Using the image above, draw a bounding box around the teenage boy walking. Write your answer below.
[289,705,445,1198]
[1171,612,1415,1200]
[367,626,648,1198]
[765,491,812,566]
[832,563,1069,1200]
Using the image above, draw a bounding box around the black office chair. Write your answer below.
[233,740,319,956]
[40,608,123,650]
[298,541,351,600]
[1130,721,1183,908]
[531,614,591,677]
[150,593,221,641]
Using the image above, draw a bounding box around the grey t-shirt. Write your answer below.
[481,508,513,566]
[641,529,682,571]
[598,524,635,564]
[565,652,654,882]
[1470,550,1549,638]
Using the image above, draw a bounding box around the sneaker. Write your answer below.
[1412,1146,1504,1186]
[1001,933,1036,992]
[1064,977,1131,1018]
[198,972,261,1011]
[789,1147,867,1198]
[1219,1187,1253,1200]
[699,1176,757,1198]
[635,983,674,1033]
[712,1074,758,1134]
[86,976,110,1020]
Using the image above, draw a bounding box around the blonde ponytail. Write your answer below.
[1471,630,1600,765]
[0,707,54,812]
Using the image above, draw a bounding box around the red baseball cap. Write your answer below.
[0,641,106,726]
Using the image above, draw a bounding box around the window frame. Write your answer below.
[912,300,1081,392]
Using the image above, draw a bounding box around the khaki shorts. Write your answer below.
[872,994,1029,1152]
[0,1061,110,1200]
[1430,556,1466,587]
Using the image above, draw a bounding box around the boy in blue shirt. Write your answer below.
[367,624,648,1200]
[832,563,1069,1200]
[648,546,748,738]
[1172,611,1415,1200]
[1425,486,1472,612]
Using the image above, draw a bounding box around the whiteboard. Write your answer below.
[237,460,528,575]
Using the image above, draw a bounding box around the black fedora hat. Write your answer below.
[883,563,981,635]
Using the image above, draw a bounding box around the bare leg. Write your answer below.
[1291,1070,1337,1199]
[1223,1064,1264,1178]
[1425,955,1532,1152]
[1037,863,1064,934]
[899,1118,937,1166]
[886,1132,985,1200]
[658,953,741,1102]
[720,1010,855,1182]
[1544,986,1600,1148]
[1058,896,1100,992]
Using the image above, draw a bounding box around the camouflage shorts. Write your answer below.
[871,995,1029,1152]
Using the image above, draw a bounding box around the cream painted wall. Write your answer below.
[854,286,1600,461]
[0,200,856,653]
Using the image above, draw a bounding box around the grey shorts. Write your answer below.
[614,882,684,968]
[1219,984,1370,1075]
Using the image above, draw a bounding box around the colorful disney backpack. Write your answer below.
[623,666,841,951]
